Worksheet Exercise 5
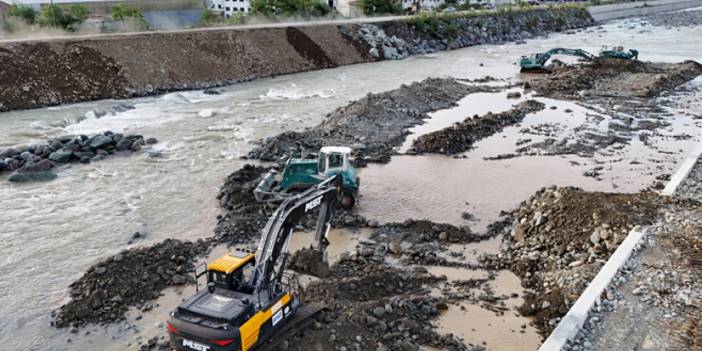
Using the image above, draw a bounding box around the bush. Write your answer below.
[35,3,88,30]
[7,4,37,24]
[359,0,402,15]
[111,4,148,30]
[201,9,222,24]
[252,0,331,17]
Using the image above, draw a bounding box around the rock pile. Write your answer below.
[215,164,274,244]
[287,256,467,351]
[482,186,667,336]
[411,99,545,155]
[640,8,702,28]
[341,8,593,58]
[53,238,210,328]
[0,131,157,182]
[247,78,500,163]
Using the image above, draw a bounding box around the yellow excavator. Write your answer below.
[166,175,343,351]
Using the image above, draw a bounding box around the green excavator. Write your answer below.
[519,46,639,72]
[519,47,596,72]
[598,45,639,60]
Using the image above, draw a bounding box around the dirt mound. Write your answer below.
[53,238,211,328]
[482,186,669,336]
[287,256,468,351]
[411,100,545,155]
[247,78,501,164]
[528,59,702,101]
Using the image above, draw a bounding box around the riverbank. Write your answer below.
[0,7,592,112]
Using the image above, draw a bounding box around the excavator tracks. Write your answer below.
[258,303,326,351]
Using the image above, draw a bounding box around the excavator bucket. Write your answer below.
[288,247,330,278]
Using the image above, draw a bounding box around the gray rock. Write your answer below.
[373,306,385,318]
[369,47,380,59]
[590,231,601,245]
[17,159,53,173]
[48,149,73,163]
[90,135,113,149]
[95,267,107,275]
[146,137,158,145]
[115,138,132,151]
[8,171,58,183]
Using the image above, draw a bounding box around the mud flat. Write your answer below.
[0,8,592,112]
[411,99,545,155]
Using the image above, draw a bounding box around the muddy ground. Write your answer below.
[410,99,545,155]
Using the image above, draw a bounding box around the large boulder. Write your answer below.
[90,135,113,149]
[17,159,53,173]
[0,160,7,172]
[0,148,19,158]
[48,149,73,163]
[115,138,132,151]
[8,171,58,183]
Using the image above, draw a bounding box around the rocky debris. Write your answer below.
[481,186,669,336]
[247,78,501,164]
[214,165,273,244]
[675,158,702,202]
[527,59,702,102]
[53,238,211,328]
[341,8,593,58]
[639,8,702,28]
[411,100,545,155]
[1,131,156,182]
[567,202,702,351]
[340,24,410,60]
[287,255,469,351]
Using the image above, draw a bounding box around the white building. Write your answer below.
[206,0,251,18]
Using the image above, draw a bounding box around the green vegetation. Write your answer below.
[4,3,89,31]
[201,9,246,25]
[358,0,402,15]
[111,4,148,29]
[251,0,331,17]
[7,4,37,24]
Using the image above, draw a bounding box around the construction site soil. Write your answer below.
[48,53,702,349]
[481,187,672,336]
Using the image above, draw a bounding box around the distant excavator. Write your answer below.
[519,48,596,72]
[519,46,639,72]
[598,45,639,60]
[167,175,343,351]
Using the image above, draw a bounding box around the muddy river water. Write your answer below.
[1,17,702,351]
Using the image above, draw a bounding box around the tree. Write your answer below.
[111,4,148,29]
[7,4,37,24]
[359,0,402,15]
[252,0,331,17]
[35,3,88,30]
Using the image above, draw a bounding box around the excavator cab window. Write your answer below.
[208,271,231,289]
[327,153,344,170]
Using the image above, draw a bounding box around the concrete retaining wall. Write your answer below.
[588,0,702,21]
